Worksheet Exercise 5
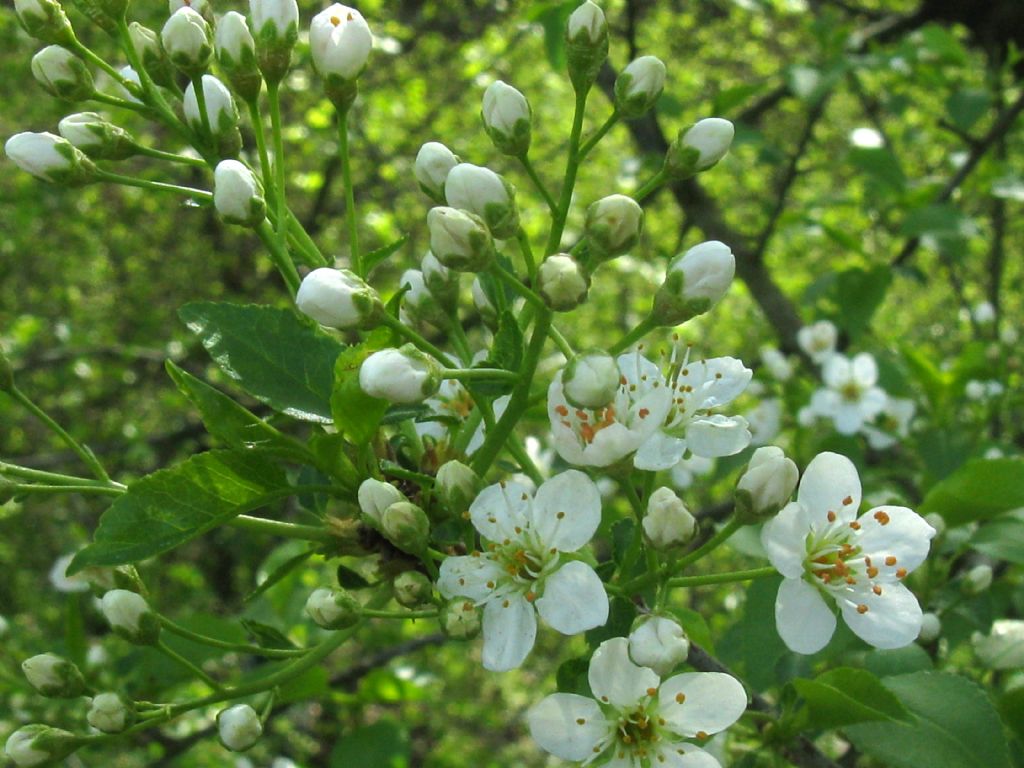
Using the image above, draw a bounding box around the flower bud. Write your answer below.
[87,692,133,733]
[537,253,589,312]
[734,446,799,523]
[216,11,262,103]
[439,599,481,640]
[759,345,793,382]
[217,704,262,752]
[642,486,696,550]
[414,142,459,202]
[305,587,361,629]
[5,725,80,767]
[614,56,666,119]
[584,194,644,260]
[31,46,94,101]
[100,589,160,645]
[14,0,74,45]
[963,564,993,595]
[310,4,372,110]
[214,160,266,227]
[400,269,447,328]
[972,619,1024,670]
[5,132,97,186]
[359,345,441,404]
[444,163,520,240]
[357,478,407,526]
[653,240,735,325]
[71,0,127,30]
[393,571,433,608]
[628,614,690,677]
[161,7,213,78]
[129,22,175,88]
[22,653,87,698]
[58,112,136,160]
[481,80,531,156]
[114,65,144,104]
[250,0,300,83]
[565,0,608,92]
[665,118,735,179]
[435,460,480,517]
[421,251,459,307]
[184,75,241,156]
[917,612,941,644]
[427,207,494,272]
[296,267,382,330]
[380,500,431,554]
[563,349,619,409]
[471,277,498,329]
[169,0,213,23]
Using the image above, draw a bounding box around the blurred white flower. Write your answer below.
[49,553,89,593]
[805,353,887,435]
[797,320,838,364]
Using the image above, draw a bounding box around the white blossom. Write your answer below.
[309,4,373,80]
[295,268,379,330]
[805,353,887,435]
[797,320,838,364]
[759,345,793,381]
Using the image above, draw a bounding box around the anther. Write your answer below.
[857,604,868,614]
[873,510,891,525]
[884,556,897,566]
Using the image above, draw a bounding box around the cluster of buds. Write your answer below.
[357,478,431,554]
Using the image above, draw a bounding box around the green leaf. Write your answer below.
[364,234,409,275]
[969,516,1024,565]
[901,344,948,410]
[717,574,789,691]
[70,451,289,572]
[330,330,391,444]
[329,721,410,768]
[792,667,911,730]
[846,671,1011,768]
[490,310,523,371]
[946,88,991,132]
[240,618,297,649]
[920,458,1024,526]
[556,656,591,695]
[528,2,575,70]
[179,302,343,423]
[849,147,905,192]
[827,265,892,340]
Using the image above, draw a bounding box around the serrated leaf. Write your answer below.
[70,451,290,572]
[792,667,911,730]
[920,458,1024,526]
[179,302,343,423]
[490,310,523,371]
[364,234,408,275]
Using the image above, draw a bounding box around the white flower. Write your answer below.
[528,637,746,768]
[250,0,299,38]
[917,612,941,643]
[629,614,690,677]
[437,471,609,671]
[972,300,996,324]
[963,564,993,594]
[548,351,672,468]
[862,396,915,450]
[309,4,373,80]
[49,553,90,593]
[359,345,440,404]
[295,267,380,329]
[761,452,936,654]
[797,320,838,364]
[214,160,265,227]
[806,353,887,435]
[414,142,459,200]
[748,397,783,446]
[218,704,263,752]
[183,75,238,135]
[759,345,793,381]
[87,693,131,733]
[169,0,209,13]
[972,619,1024,670]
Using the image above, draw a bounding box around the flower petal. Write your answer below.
[634,433,688,471]
[856,506,935,577]
[481,593,537,671]
[469,480,532,543]
[696,357,752,408]
[655,743,723,768]
[838,581,922,649]
[822,355,851,389]
[437,555,502,602]
[685,415,751,458]
[658,672,747,738]
[761,501,809,579]
[588,637,660,710]
[775,577,836,654]
[582,422,646,467]
[536,560,609,635]
[851,353,878,386]
[833,403,865,435]
[798,452,861,529]
[617,351,664,390]
[532,470,601,551]
[527,693,609,761]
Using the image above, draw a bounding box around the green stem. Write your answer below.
[578,110,620,161]
[609,315,658,355]
[490,262,574,358]
[71,39,131,87]
[267,81,290,279]
[288,211,328,266]
[9,386,111,483]
[518,155,557,214]
[546,88,590,255]
[228,514,334,543]
[0,462,123,489]
[675,518,742,571]
[256,220,302,295]
[190,76,213,142]
[156,639,224,691]
[159,617,307,659]
[379,461,435,487]
[96,170,212,200]
[446,315,473,364]
[515,228,537,281]
[507,435,544,486]
[634,169,667,202]
[360,608,437,620]
[378,312,449,363]
[7,483,123,497]
[443,368,520,384]
[247,98,274,197]
[336,107,360,276]
[133,144,207,168]
[667,566,777,588]
[90,91,152,114]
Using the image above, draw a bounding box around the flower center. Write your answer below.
[554,403,618,445]
[840,382,863,402]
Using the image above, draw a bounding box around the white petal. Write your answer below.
[582,421,645,467]
[527,693,609,761]
[822,355,851,388]
[437,555,502,601]
[532,470,601,551]
[469,480,532,543]
[604,755,641,768]
[839,581,922,649]
[481,593,537,671]
[634,433,688,471]
[655,743,723,768]
[859,387,888,419]
[685,415,751,458]
[808,387,839,417]
[658,672,747,738]
[761,502,809,579]
[588,637,660,710]
[775,577,836,654]
[833,403,865,435]
[798,452,861,530]
[856,506,935,576]
[536,561,609,634]
[851,353,878,386]
[618,351,663,389]
[697,357,752,408]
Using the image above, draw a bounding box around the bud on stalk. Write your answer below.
[22,653,87,698]
[305,587,361,629]
[584,194,644,261]
[734,446,798,523]
[58,112,136,160]
[562,349,619,409]
[310,4,373,110]
[161,7,213,78]
[393,571,433,608]
[169,0,213,23]
[628,614,690,676]
[665,118,735,179]
[414,142,459,202]
[5,725,81,768]
[400,269,447,328]
[357,478,407,527]
[614,56,666,119]
[250,0,300,84]
[31,46,94,101]
[216,11,262,103]
[359,345,441,404]
[87,692,134,733]
[5,131,97,186]
[296,267,382,330]
[565,0,608,93]
[184,75,242,156]
[100,589,161,645]
[435,460,481,517]
[14,0,75,46]
[129,23,175,88]
[642,486,697,550]
[420,251,459,307]
[444,163,520,240]
[537,253,589,312]
[380,500,431,554]
[427,207,494,272]
[481,80,531,156]
[214,160,266,227]
[652,240,735,325]
[217,704,263,752]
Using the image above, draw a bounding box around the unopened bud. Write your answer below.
[628,614,690,677]
[963,564,993,595]
[917,613,941,644]
[652,240,734,325]
[184,75,241,156]
[296,267,381,330]
[22,653,87,698]
[87,692,133,733]
[129,23,174,88]
[310,4,372,110]
[414,142,459,202]
[214,160,266,227]
[565,0,608,92]
[400,268,446,328]
[100,589,160,645]
[357,478,407,526]
[393,571,433,608]
[734,446,799,523]
[642,487,696,550]
[427,207,494,272]
[217,704,262,752]
[5,725,81,767]
[444,163,519,240]
[32,46,94,101]
[421,251,459,307]
[359,345,441,404]
[614,56,666,119]
[5,132,97,186]
[537,253,589,311]
[481,80,531,156]
[251,0,300,84]
[216,11,262,103]
[563,349,619,409]
[435,460,480,517]
[440,599,481,640]
[665,118,735,179]
[471,277,498,328]
[169,0,213,23]
[14,0,75,46]
[972,619,1024,670]
[58,112,136,160]
[305,587,360,629]
[380,501,431,554]
[161,7,213,78]
[584,194,643,261]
